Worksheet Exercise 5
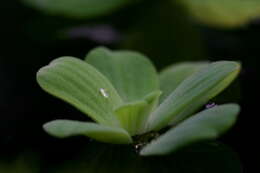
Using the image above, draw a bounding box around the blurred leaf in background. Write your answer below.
[22,0,139,19]
[22,0,260,30]
[178,0,260,28]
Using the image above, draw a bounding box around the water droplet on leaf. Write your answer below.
[134,143,146,153]
[100,88,109,98]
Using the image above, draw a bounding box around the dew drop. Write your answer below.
[100,88,109,98]
[134,143,145,153]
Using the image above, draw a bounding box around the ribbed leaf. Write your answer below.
[115,101,147,136]
[141,90,162,133]
[86,47,159,102]
[37,57,123,127]
[43,120,132,144]
[140,104,240,156]
[159,62,208,103]
[115,90,161,135]
[148,61,240,131]
[22,0,133,19]
[179,0,260,28]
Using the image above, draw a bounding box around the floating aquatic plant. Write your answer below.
[37,47,240,156]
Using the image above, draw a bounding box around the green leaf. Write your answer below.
[37,57,123,127]
[148,61,241,131]
[159,62,208,103]
[115,90,162,135]
[140,104,240,156]
[43,120,132,144]
[22,0,133,19]
[141,90,162,132]
[179,0,260,28]
[115,101,147,136]
[86,47,159,103]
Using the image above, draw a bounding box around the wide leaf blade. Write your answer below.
[148,61,240,131]
[37,57,123,127]
[43,120,132,144]
[159,62,208,103]
[140,104,240,156]
[86,47,159,102]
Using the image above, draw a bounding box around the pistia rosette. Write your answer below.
[37,47,240,156]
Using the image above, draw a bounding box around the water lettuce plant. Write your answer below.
[37,47,240,156]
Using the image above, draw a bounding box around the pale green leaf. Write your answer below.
[148,61,240,131]
[22,0,133,19]
[86,47,159,102]
[115,90,161,135]
[140,90,162,134]
[37,57,123,127]
[115,101,147,136]
[179,0,260,28]
[43,120,132,144]
[140,104,240,156]
[159,62,208,103]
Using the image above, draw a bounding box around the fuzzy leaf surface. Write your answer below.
[148,61,240,131]
[115,90,161,135]
[86,47,159,102]
[37,57,123,127]
[159,62,208,103]
[140,104,240,156]
[44,120,132,144]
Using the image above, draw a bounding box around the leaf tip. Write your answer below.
[42,120,66,138]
